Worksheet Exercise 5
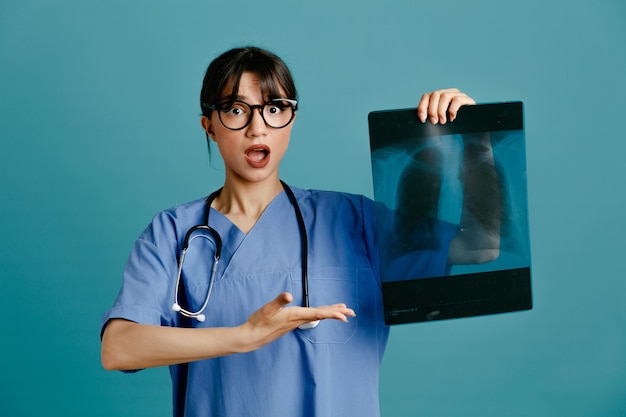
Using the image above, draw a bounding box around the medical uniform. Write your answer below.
[102,188,390,417]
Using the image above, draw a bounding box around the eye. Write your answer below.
[266,105,282,115]
[226,107,243,116]
[221,103,248,117]
[266,100,292,114]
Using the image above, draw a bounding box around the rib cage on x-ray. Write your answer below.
[371,131,530,276]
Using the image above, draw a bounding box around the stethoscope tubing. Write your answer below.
[172,225,222,322]
[173,182,317,328]
[281,181,311,309]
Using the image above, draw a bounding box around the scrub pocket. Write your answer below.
[185,270,294,329]
[295,266,359,344]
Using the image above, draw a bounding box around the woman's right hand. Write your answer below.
[239,292,355,352]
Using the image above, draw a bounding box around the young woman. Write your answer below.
[101,46,481,417]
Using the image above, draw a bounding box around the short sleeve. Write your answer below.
[100,212,180,336]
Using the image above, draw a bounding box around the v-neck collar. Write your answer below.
[206,190,293,279]
[207,189,287,236]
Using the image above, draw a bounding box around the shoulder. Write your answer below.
[292,187,374,212]
[160,196,207,220]
[289,186,377,237]
[138,196,207,243]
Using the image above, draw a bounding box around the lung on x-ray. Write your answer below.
[368,102,532,325]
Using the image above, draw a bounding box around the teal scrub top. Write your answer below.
[102,188,390,417]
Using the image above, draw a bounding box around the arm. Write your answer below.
[101,292,354,371]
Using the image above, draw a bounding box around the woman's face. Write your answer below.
[201,72,295,186]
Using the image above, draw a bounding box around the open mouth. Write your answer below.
[244,144,270,168]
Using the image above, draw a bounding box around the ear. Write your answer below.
[200,115,216,142]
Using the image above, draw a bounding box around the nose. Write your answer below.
[246,107,267,136]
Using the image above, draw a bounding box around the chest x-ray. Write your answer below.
[369,102,532,324]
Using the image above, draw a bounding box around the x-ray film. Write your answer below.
[369,102,532,325]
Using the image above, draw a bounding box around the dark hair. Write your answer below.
[200,46,297,117]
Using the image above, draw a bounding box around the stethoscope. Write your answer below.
[172,181,319,330]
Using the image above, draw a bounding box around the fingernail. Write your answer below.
[430,116,438,124]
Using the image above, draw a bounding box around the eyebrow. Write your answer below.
[216,94,245,104]
[217,94,250,102]
[219,94,286,104]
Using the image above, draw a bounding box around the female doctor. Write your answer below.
[100,46,490,417]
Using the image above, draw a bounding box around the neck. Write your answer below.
[211,177,284,233]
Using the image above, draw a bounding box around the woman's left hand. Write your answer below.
[417,88,476,125]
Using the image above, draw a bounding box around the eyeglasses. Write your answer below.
[204,99,298,130]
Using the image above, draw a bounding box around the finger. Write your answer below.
[322,302,347,309]
[334,307,356,321]
[447,94,476,122]
[437,91,452,124]
[313,305,356,321]
[261,292,293,317]
[318,303,356,317]
[417,93,431,123]
[436,88,465,124]
[289,305,356,324]
[431,88,463,124]
[427,91,442,125]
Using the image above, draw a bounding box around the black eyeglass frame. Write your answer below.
[203,98,298,131]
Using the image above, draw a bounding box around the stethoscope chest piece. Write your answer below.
[298,320,320,330]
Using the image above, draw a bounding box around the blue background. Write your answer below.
[1,1,625,416]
